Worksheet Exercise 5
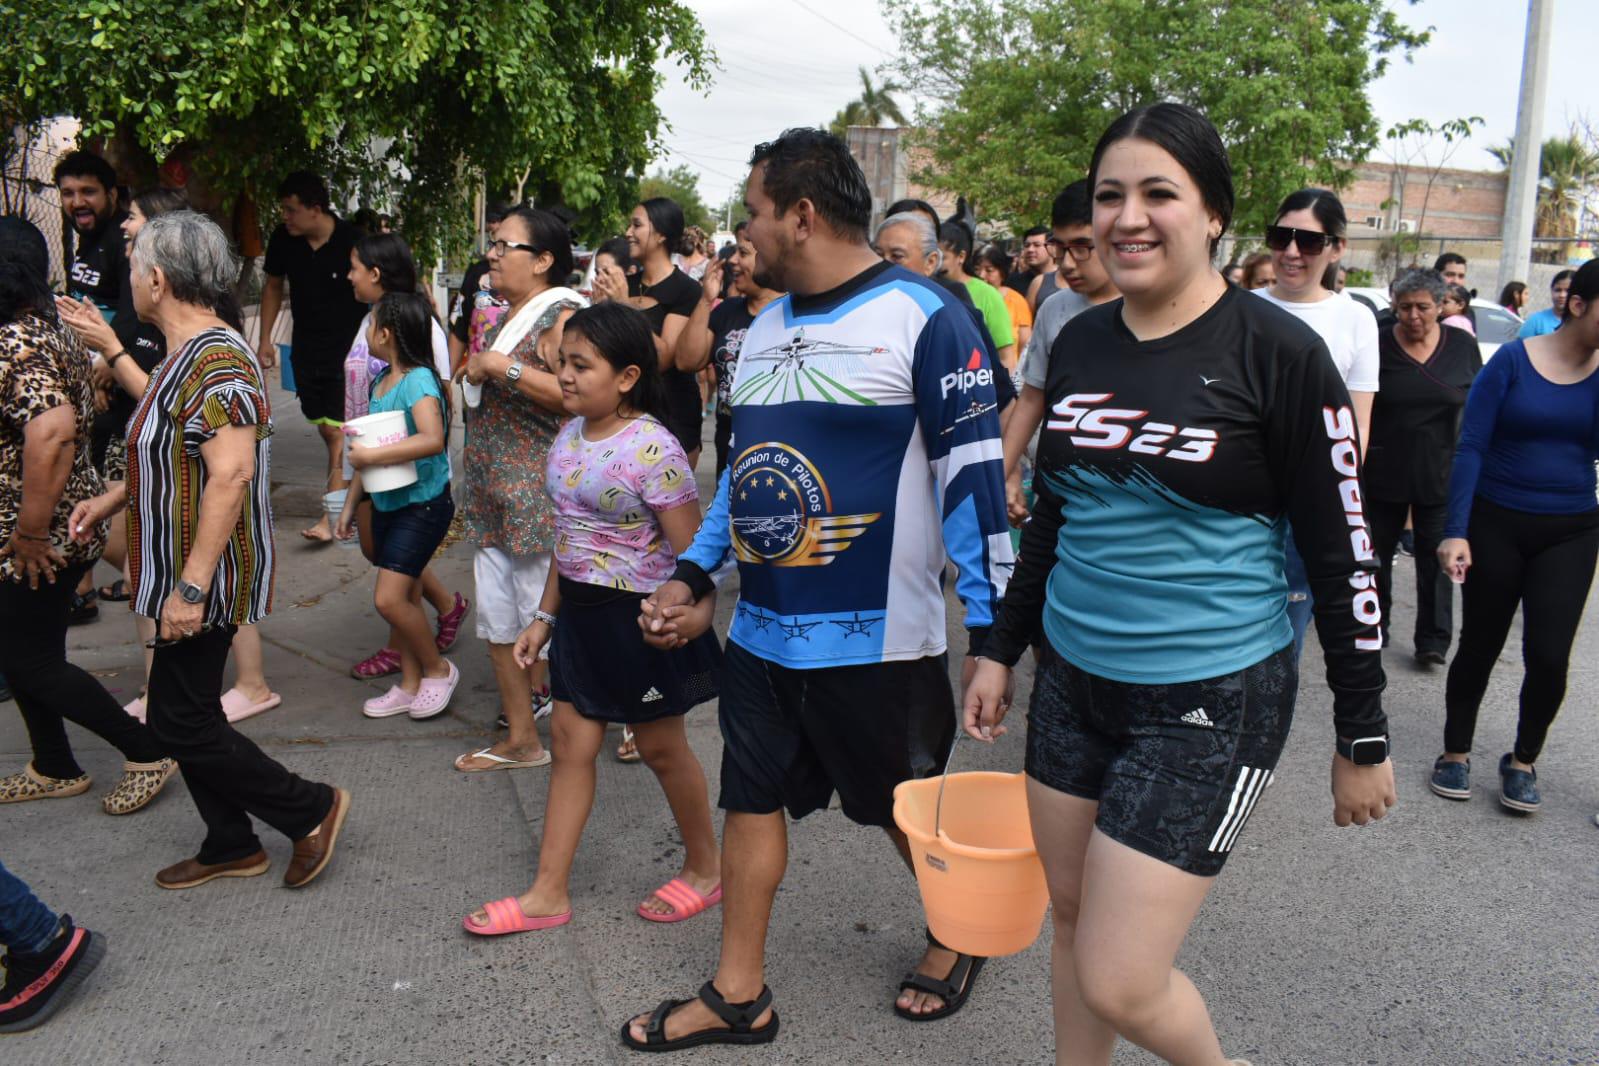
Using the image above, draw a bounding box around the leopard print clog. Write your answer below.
[0,763,92,804]
[101,759,179,816]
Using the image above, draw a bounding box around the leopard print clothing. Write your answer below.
[101,758,178,815]
[0,762,92,803]
[0,314,107,579]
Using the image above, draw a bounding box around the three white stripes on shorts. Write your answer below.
[1207,766,1274,854]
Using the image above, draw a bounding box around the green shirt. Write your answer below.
[368,367,450,511]
[964,277,1015,349]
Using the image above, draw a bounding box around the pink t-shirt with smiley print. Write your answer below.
[546,415,699,592]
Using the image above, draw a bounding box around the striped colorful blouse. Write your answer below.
[126,326,275,626]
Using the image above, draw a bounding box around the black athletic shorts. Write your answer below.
[717,640,956,828]
[1026,643,1296,877]
[290,351,345,426]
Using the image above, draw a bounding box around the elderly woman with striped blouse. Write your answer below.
[70,212,350,891]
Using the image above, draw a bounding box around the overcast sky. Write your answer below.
[653,0,1587,215]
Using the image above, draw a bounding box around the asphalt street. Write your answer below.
[3,375,1597,1065]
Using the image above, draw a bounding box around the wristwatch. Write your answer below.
[176,579,206,604]
[504,362,523,383]
[1336,734,1390,766]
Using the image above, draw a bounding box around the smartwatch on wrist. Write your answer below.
[504,362,523,383]
[1337,734,1390,766]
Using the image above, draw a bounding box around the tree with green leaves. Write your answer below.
[881,0,1428,234]
[0,0,711,254]
[1488,131,1599,244]
[639,164,716,235]
[828,67,908,136]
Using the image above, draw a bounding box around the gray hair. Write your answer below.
[129,210,241,312]
[874,212,942,271]
[1390,267,1446,305]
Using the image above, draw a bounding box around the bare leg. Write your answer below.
[374,570,446,693]
[1028,779,1117,1066]
[419,567,454,616]
[303,424,346,540]
[1074,832,1230,1066]
[632,715,721,914]
[886,826,965,1015]
[228,624,273,703]
[465,702,604,925]
[455,643,548,769]
[626,810,783,1043]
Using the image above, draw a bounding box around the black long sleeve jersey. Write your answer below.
[986,286,1388,738]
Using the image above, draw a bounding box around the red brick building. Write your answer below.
[1341,161,1507,239]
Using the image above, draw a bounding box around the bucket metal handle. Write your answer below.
[934,728,961,841]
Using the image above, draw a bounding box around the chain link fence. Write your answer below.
[2,124,71,288]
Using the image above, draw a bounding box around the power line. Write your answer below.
[784,0,897,58]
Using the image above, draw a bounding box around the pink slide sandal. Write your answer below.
[462,897,572,937]
[637,879,723,924]
[221,688,282,724]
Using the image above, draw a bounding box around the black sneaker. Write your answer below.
[0,916,106,1033]
[1498,754,1540,813]
[1415,649,1447,667]
[66,591,99,626]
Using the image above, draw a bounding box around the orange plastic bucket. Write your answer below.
[892,770,1048,957]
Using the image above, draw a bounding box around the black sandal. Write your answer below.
[67,590,99,626]
[620,980,779,1053]
[894,929,987,1022]
[98,579,130,602]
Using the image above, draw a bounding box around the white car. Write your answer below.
[1343,286,1516,362]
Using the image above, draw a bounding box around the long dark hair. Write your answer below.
[372,291,450,426]
[639,197,685,262]
[0,217,55,325]
[1498,281,1527,310]
[355,232,420,296]
[562,302,667,423]
[131,186,189,221]
[1090,102,1234,256]
[1562,259,1599,323]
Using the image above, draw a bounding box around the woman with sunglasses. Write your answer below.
[1364,268,1481,666]
[1253,189,1379,658]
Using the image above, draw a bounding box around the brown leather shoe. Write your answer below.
[284,787,350,889]
[155,850,270,890]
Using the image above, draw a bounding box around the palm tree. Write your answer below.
[1489,132,1599,244]
[828,67,908,136]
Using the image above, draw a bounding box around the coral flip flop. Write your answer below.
[463,897,572,937]
[221,688,282,724]
[637,879,723,924]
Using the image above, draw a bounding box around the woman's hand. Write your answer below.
[591,264,626,304]
[54,295,118,355]
[67,489,122,544]
[0,532,67,589]
[1331,753,1398,827]
[1437,537,1471,584]
[1005,468,1029,526]
[513,620,553,669]
[699,256,725,304]
[334,504,357,542]
[465,347,508,386]
[346,443,375,471]
[158,589,206,643]
[962,657,1014,742]
[638,580,715,650]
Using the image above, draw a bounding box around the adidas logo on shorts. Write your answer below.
[1181,707,1214,728]
[641,687,664,703]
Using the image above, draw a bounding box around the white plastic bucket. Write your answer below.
[322,490,357,548]
[344,411,418,493]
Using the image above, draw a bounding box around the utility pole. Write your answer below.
[1497,0,1554,297]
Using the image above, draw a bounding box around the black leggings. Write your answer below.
[1443,497,1599,763]
[0,561,165,779]
[1368,498,1452,655]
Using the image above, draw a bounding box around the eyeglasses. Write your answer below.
[1264,226,1335,256]
[1046,237,1096,262]
[488,239,539,257]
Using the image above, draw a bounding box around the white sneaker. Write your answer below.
[532,689,553,721]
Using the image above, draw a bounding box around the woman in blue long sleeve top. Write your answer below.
[1433,258,1599,813]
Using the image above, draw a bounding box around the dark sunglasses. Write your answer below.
[1264,226,1336,256]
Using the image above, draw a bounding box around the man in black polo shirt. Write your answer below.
[54,150,126,318]
[256,171,368,542]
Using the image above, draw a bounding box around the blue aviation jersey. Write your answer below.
[985,286,1388,737]
[676,261,1014,668]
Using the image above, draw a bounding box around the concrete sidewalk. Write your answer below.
[4,378,1598,1064]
